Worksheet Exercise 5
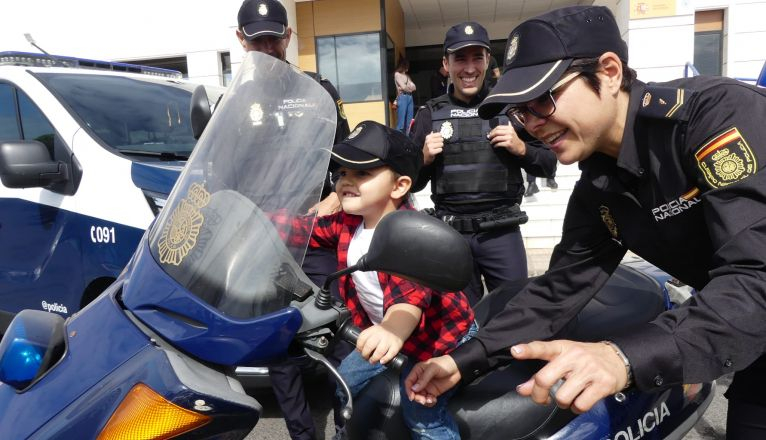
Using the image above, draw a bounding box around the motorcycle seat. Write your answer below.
[348,264,667,439]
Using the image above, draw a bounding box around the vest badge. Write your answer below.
[440,121,454,140]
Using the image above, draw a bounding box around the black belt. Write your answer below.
[427,205,528,233]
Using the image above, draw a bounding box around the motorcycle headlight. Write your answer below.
[97,383,211,440]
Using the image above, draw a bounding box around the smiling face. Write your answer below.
[517,54,629,165]
[335,166,411,228]
[444,46,489,103]
[237,27,292,61]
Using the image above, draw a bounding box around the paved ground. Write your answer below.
[245,373,731,439]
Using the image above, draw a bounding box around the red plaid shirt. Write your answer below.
[274,205,475,362]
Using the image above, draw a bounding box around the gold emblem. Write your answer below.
[465,25,474,35]
[659,98,667,105]
[250,103,263,126]
[158,183,211,266]
[258,3,268,16]
[506,34,519,64]
[696,127,757,188]
[348,125,363,139]
[440,121,454,140]
[642,92,651,107]
[599,205,620,242]
[336,99,347,120]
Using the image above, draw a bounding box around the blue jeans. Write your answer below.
[396,93,414,134]
[337,321,479,439]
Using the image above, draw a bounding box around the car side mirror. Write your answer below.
[0,141,68,189]
[358,210,473,292]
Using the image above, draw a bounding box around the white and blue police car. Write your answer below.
[0,51,223,330]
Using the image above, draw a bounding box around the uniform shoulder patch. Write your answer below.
[637,85,692,121]
[695,127,758,188]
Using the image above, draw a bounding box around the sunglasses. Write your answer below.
[506,71,581,125]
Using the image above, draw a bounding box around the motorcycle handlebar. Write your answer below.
[337,319,408,370]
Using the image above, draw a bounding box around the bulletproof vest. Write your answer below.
[428,96,513,199]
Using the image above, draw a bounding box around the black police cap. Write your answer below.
[444,22,490,54]
[478,6,628,119]
[238,0,288,40]
[330,121,422,181]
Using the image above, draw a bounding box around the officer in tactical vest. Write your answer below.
[409,21,557,305]
[236,1,350,439]
[406,6,766,438]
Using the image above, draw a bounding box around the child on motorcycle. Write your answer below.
[302,120,477,439]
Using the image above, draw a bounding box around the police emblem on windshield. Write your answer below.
[599,205,621,244]
[258,3,268,15]
[506,34,519,65]
[465,25,474,35]
[158,183,211,266]
[695,127,757,188]
[440,121,454,140]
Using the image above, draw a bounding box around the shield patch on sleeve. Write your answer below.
[695,127,757,188]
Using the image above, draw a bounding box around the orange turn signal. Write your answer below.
[97,383,211,440]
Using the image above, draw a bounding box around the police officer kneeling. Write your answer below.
[410,21,557,305]
[406,6,766,439]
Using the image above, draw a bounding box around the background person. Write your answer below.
[236,1,350,439]
[406,7,766,438]
[429,64,449,98]
[394,57,416,134]
[409,21,556,305]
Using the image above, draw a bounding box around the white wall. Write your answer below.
[625,0,766,83]
[1,0,299,86]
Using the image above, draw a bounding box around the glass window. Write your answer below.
[317,33,382,103]
[18,90,55,149]
[221,52,232,87]
[37,72,197,159]
[0,84,20,140]
[694,10,724,76]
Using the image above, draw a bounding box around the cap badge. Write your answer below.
[464,25,474,35]
[250,103,264,126]
[258,3,268,16]
[440,121,454,140]
[348,125,363,139]
[642,92,651,107]
[506,34,519,64]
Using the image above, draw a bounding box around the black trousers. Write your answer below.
[725,354,766,439]
[269,247,350,440]
[461,227,528,306]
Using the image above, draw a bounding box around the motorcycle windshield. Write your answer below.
[146,52,336,319]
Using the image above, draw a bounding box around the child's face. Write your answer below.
[334,166,399,219]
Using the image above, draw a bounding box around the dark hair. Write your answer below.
[395,57,410,73]
[566,57,636,94]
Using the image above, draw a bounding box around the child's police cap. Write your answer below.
[478,6,628,119]
[330,121,422,181]
[444,22,490,54]
[238,0,288,40]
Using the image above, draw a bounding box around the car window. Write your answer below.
[36,73,196,159]
[18,90,55,150]
[0,83,21,140]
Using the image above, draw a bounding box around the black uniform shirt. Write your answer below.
[409,85,556,213]
[452,76,766,391]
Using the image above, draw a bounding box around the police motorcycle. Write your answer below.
[0,51,713,440]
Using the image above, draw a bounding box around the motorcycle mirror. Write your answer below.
[358,210,473,292]
[0,310,66,390]
[190,85,212,140]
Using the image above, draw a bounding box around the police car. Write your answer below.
[0,51,223,331]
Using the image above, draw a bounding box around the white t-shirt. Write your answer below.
[347,224,385,324]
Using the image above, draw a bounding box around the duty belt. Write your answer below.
[426,204,529,233]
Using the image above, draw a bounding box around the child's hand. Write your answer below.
[357,324,405,365]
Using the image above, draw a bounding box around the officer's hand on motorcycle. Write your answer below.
[357,324,404,365]
[404,355,461,407]
[423,132,445,165]
[511,340,629,414]
[488,121,526,157]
